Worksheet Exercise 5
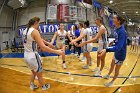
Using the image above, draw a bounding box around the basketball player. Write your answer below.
[130,36,135,51]
[99,15,127,87]
[23,17,64,90]
[67,25,75,52]
[78,23,86,62]
[51,23,72,69]
[79,17,108,76]
[136,36,139,52]
[71,21,93,69]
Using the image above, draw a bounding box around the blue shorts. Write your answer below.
[114,56,124,65]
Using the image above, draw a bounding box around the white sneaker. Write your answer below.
[81,57,86,62]
[62,63,67,69]
[92,67,99,72]
[94,71,101,76]
[82,65,89,69]
[74,53,78,56]
[42,84,50,90]
[30,83,38,90]
[89,61,93,66]
[104,81,114,87]
[102,74,110,79]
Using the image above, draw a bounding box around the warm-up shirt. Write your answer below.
[106,25,127,61]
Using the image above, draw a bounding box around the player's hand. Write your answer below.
[70,40,75,45]
[56,49,65,56]
[74,42,78,46]
[48,44,55,49]
[50,41,54,45]
[79,41,86,47]
[109,42,113,46]
[98,49,106,57]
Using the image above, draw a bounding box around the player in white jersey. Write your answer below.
[71,21,93,69]
[130,36,136,52]
[23,17,64,90]
[79,17,108,76]
[78,23,86,62]
[51,23,72,69]
[136,36,139,52]
[67,25,75,51]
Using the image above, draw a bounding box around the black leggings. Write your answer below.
[75,40,81,56]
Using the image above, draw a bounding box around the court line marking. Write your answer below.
[1,63,140,79]
[0,65,138,87]
[1,64,140,78]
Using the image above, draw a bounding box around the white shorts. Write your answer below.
[97,42,104,52]
[136,42,139,46]
[56,42,65,49]
[132,41,135,45]
[24,52,42,72]
[83,44,93,53]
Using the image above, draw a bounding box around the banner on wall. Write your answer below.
[18,24,98,36]
[83,0,92,5]
[77,7,86,21]
[90,26,98,33]
[47,5,57,20]
[93,0,102,8]
[57,4,69,22]
[76,0,82,2]
[69,6,77,20]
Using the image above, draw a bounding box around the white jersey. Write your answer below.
[23,27,37,52]
[68,30,75,39]
[79,28,85,41]
[83,28,92,42]
[136,36,139,45]
[132,37,135,45]
[83,28,93,52]
[56,30,67,48]
[23,27,42,72]
[98,25,108,48]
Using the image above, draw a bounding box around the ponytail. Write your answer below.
[25,17,40,41]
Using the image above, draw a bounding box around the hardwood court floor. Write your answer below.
[0,44,140,93]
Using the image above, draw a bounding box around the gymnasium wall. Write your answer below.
[17,0,96,26]
[15,0,97,42]
[17,0,46,26]
[0,0,100,51]
[0,5,14,51]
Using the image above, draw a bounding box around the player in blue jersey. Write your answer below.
[99,15,127,87]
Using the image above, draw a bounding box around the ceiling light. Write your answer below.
[109,0,113,4]
[136,11,138,14]
[122,12,125,14]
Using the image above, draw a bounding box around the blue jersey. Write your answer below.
[75,29,80,37]
[106,25,127,61]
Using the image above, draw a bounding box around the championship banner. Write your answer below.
[83,0,92,5]
[57,4,69,22]
[77,7,86,21]
[47,5,57,20]
[93,0,102,8]
[69,6,77,20]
